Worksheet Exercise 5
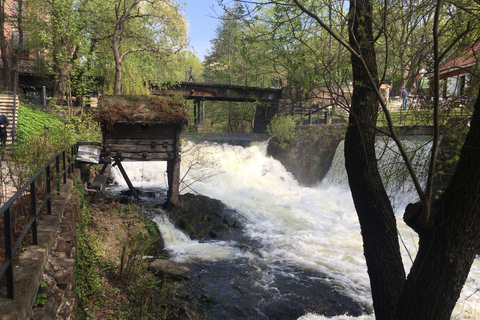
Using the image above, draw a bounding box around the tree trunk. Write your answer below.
[0,47,13,90]
[397,91,480,319]
[52,57,70,106]
[344,0,405,318]
[113,31,122,95]
[0,7,13,90]
[0,0,22,91]
[399,50,407,91]
[114,58,122,95]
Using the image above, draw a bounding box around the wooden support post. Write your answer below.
[113,155,139,200]
[99,162,109,175]
[166,159,180,205]
[166,124,182,205]
[201,99,205,125]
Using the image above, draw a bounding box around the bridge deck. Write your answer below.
[152,82,283,103]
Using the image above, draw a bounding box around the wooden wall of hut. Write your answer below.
[101,122,182,205]
[102,123,181,161]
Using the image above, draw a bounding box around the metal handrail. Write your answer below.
[0,143,78,299]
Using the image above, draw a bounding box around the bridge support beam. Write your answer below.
[193,100,197,125]
[253,103,278,133]
[193,99,205,126]
[193,99,205,127]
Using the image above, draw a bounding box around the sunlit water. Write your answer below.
[108,140,480,320]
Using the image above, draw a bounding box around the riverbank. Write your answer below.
[13,134,367,319]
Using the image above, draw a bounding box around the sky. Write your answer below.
[184,1,224,62]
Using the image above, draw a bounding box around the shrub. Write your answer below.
[266,113,297,143]
[1,103,101,195]
[16,104,101,147]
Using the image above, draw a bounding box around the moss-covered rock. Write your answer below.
[166,193,243,240]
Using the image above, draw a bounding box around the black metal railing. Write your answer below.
[0,143,78,299]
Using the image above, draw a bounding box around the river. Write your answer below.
[107,139,480,320]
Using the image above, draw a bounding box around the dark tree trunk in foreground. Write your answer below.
[344,0,405,318]
[345,0,480,317]
[397,93,480,319]
[289,0,480,318]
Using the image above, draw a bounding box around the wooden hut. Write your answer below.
[97,95,188,205]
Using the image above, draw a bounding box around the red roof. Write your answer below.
[439,42,480,74]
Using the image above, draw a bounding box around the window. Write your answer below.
[13,1,26,16]
[12,31,28,58]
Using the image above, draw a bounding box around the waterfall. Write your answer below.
[325,138,431,211]
[109,139,480,320]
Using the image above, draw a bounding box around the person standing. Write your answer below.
[0,114,8,148]
[402,88,408,110]
[188,67,195,82]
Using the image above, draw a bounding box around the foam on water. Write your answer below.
[109,140,480,320]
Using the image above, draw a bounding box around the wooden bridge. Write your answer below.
[152,82,284,133]
[152,81,282,102]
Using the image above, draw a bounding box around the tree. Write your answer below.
[0,0,26,91]
[227,0,480,318]
[84,0,187,95]
[376,0,437,91]
[223,1,353,110]
[28,0,97,110]
[202,5,258,133]
[204,4,247,86]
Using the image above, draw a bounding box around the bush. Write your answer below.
[1,103,101,193]
[16,104,101,147]
[266,113,297,143]
[16,105,65,144]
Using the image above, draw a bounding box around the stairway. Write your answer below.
[0,94,19,146]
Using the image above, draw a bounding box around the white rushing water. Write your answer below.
[109,140,480,320]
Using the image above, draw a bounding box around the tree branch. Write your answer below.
[291,0,426,203]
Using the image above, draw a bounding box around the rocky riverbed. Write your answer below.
[141,191,369,319]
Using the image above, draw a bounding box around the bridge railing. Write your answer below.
[185,69,283,88]
[0,143,81,299]
[292,103,335,125]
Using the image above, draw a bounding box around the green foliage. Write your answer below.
[377,106,473,127]
[73,194,190,319]
[64,112,102,143]
[34,282,48,306]
[34,292,48,306]
[26,0,190,99]
[82,0,187,95]
[17,103,101,146]
[74,184,105,317]
[16,104,65,144]
[1,103,100,191]
[266,113,297,143]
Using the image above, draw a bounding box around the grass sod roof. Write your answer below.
[97,95,189,129]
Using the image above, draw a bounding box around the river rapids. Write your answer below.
[107,139,480,320]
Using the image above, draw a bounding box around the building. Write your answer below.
[97,95,189,205]
[429,43,480,100]
[0,0,36,89]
